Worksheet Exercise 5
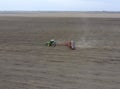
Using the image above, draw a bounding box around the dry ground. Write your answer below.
[0,13,120,89]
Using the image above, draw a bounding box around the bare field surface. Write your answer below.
[0,12,120,18]
[0,13,120,89]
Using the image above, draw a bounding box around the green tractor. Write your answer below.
[45,39,76,50]
[45,39,56,47]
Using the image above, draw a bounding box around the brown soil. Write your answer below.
[0,13,120,89]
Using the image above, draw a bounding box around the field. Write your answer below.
[0,12,120,89]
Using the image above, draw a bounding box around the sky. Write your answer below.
[0,0,120,11]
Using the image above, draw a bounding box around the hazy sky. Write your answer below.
[0,0,120,11]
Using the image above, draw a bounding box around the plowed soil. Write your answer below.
[0,13,120,89]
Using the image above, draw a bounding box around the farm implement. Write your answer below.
[45,39,76,50]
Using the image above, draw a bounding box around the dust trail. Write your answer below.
[76,38,98,48]
[75,18,96,48]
